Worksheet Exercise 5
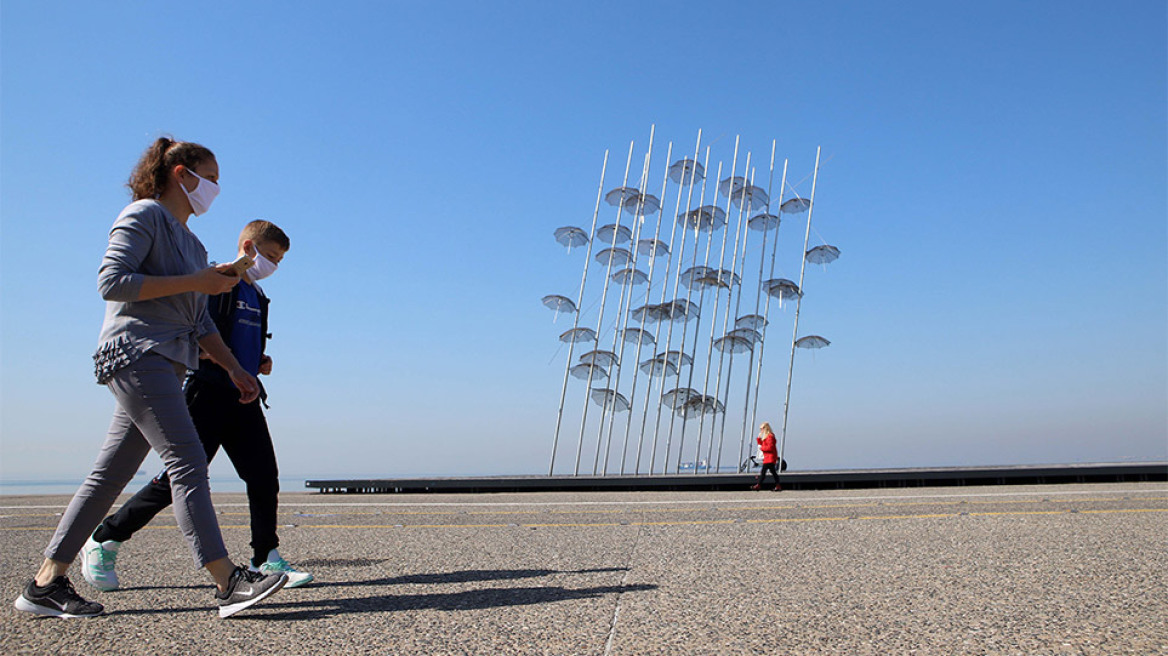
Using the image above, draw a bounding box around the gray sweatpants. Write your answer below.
[45,353,228,568]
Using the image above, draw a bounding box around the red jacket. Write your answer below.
[757,433,778,464]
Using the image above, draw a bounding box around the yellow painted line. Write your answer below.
[746,516,852,524]
[1080,508,1168,515]
[968,510,1068,517]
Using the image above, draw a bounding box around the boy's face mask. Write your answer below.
[247,251,279,282]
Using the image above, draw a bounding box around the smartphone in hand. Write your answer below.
[225,253,254,277]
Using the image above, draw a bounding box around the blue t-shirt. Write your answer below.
[228,280,264,376]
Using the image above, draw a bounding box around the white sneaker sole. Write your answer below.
[284,572,314,588]
[218,574,288,618]
[81,571,119,592]
[14,595,103,618]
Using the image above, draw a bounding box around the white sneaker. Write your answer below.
[80,536,121,592]
[249,549,313,588]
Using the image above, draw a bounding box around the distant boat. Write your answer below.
[678,460,709,471]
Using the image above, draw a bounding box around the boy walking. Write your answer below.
[81,220,312,591]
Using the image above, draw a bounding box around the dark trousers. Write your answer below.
[96,378,280,564]
[757,462,781,486]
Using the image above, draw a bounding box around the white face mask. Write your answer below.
[180,168,220,216]
[247,251,279,282]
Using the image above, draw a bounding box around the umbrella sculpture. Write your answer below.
[570,362,609,381]
[731,185,769,211]
[629,192,662,216]
[780,197,811,214]
[713,334,754,354]
[553,226,589,253]
[677,206,727,232]
[747,213,780,232]
[590,388,630,412]
[595,247,634,267]
[805,244,841,265]
[545,137,835,480]
[542,294,577,321]
[795,335,830,349]
[604,186,640,208]
[611,268,649,285]
[639,356,679,377]
[668,158,706,185]
[677,394,724,419]
[559,327,597,343]
[735,314,768,331]
[630,303,668,324]
[727,328,763,344]
[679,265,714,289]
[717,175,748,197]
[579,349,619,368]
[597,223,632,245]
[656,350,694,367]
[636,238,670,257]
[621,328,656,347]
[662,387,699,409]
[762,279,802,306]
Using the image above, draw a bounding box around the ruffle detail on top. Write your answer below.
[93,335,143,384]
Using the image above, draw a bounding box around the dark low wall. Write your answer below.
[305,462,1167,494]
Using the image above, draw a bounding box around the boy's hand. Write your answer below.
[228,366,260,404]
[258,355,273,376]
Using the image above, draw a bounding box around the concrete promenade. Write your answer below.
[2,482,1166,655]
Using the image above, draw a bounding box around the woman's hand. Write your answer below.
[190,265,242,295]
[258,355,273,376]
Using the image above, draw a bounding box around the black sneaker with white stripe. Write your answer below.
[215,565,287,618]
[14,576,104,618]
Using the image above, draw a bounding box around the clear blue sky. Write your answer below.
[2,1,1165,484]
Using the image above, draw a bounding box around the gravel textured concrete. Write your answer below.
[2,482,1165,655]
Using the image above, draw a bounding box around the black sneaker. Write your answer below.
[14,576,104,618]
[215,565,287,618]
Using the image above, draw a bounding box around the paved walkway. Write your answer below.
[2,483,1166,655]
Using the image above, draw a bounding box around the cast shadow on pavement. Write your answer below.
[241,582,660,620]
[105,568,654,619]
[110,567,627,595]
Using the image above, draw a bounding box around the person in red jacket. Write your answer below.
[751,422,782,491]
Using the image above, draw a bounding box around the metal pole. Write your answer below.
[744,158,789,468]
[674,143,732,474]
[658,148,712,474]
[778,146,822,465]
[732,141,777,471]
[573,140,635,475]
[696,149,750,474]
[599,127,656,474]
[620,141,673,474]
[645,134,704,475]
[549,150,609,474]
[709,162,758,473]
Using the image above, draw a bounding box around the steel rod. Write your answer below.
[573,141,635,475]
[705,161,752,471]
[646,135,704,475]
[549,149,609,474]
[599,127,656,474]
[621,141,673,474]
[733,141,778,471]
[778,146,822,465]
[744,158,789,468]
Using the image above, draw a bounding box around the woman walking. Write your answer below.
[14,137,287,619]
[751,422,782,491]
